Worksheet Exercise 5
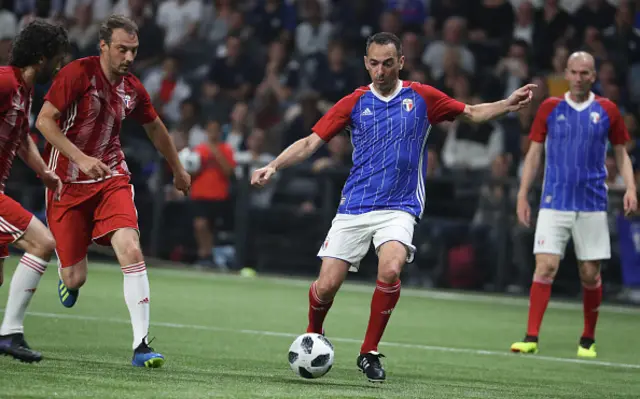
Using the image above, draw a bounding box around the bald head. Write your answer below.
[567,51,595,72]
[565,51,596,100]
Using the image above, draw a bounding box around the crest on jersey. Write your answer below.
[590,112,600,124]
[402,98,414,112]
[124,94,131,109]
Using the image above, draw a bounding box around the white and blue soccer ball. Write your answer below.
[288,333,334,379]
[178,148,201,174]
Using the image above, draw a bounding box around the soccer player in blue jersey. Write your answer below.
[510,51,637,359]
[252,32,535,382]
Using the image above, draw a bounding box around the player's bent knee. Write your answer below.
[61,268,87,290]
[315,278,341,300]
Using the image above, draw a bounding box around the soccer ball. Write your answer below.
[178,148,201,174]
[288,333,334,379]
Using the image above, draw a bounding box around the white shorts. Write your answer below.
[317,210,417,272]
[533,209,611,261]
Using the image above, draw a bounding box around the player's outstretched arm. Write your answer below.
[613,145,638,215]
[36,101,112,180]
[516,141,543,227]
[459,84,537,124]
[251,133,325,187]
[17,134,62,197]
[143,117,191,195]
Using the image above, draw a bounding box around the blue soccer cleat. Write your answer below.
[58,279,79,308]
[132,339,165,368]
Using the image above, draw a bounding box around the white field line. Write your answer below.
[5,310,639,370]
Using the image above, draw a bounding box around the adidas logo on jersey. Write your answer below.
[361,108,373,116]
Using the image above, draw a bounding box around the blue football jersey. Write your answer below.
[530,92,629,211]
[312,80,465,219]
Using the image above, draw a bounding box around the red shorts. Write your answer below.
[0,193,33,259]
[46,176,139,268]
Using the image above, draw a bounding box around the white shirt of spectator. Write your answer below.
[295,21,332,57]
[65,0,112,24]
[156,0,203,50]
[442,120,505,170]
[142,67,192,126]
[235,151,277,208]
[0,10,17,40]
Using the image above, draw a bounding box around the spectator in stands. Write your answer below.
[255,40,298,108]
[546,44,570,97]
[603,0,640,74]
[533,0,571,70]
[494,40,530,105]
[235,128,276,209]
[312,41,358,105]
[112,0,154,19]
[143,55,192,126]
[513,1,534,45]
[18,0,62,31]
[442,75,505,171]
[379,10,403,38]
[128,0,164,75]
[385,0,427,33]
[295,0,332,57]
[64,0,111,27]
[68,3,99,58]
[0,0,16,66]
[206,35,258,105]
[171,99,206,149]
[156,0,203,52]
[573,0,617,39]
[252,0,297,45]
[423,16,474,81]
[190,120,236,267]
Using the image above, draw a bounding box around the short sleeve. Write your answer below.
[412,82,465,124]
[529,98,558,143]
[129,79,158,125]
[312,89,365,141]
[43,61,88,113]
[600,100,630,145]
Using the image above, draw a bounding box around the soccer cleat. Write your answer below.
[132,339,165,368]
[577,337,596,358]
[0,333,42,363]
[58,279,79,308]
[510,341,539,354]
[357,351,386,382]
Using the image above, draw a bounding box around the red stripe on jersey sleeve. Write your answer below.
[410,82,465,124]
[43,60,89,113]
[312,88,367,141]
[598,98,630,145]
[129,77,158,125]
[529,98,561,143]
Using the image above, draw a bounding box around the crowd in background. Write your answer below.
[1,0,639,294]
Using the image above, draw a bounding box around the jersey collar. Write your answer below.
[564,91,595,112]
[368,80,403,103]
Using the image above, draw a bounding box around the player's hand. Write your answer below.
[77,155,112,180]
[41,170,63,201]
[251,166,276,187]
[173,167,191,196]
[506,84,537,112]
[623,188,638,216]
[516,195,532,227]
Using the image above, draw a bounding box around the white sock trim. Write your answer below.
[21,253,48,275]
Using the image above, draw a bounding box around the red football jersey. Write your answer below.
[43,56,158,183]
[0,66,32,192]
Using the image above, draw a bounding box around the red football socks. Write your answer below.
[360,280,401,354]
[526,276,553,337]
[306,280,333,334]
[582,276,602,340]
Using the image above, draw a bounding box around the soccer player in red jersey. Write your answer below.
[36,15,190,368]
[0,21,69,363]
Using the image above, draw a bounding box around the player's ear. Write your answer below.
[399,55,405,70]
[363,56,369,70]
